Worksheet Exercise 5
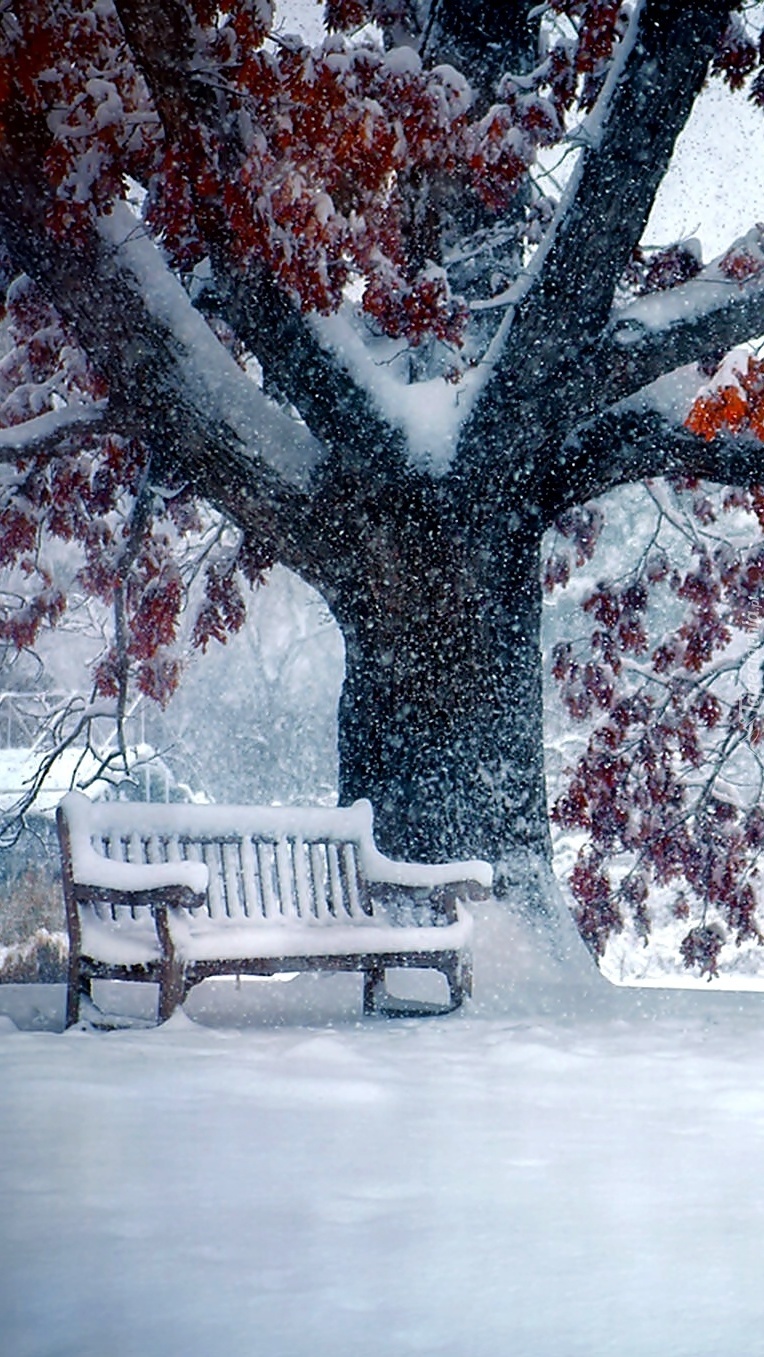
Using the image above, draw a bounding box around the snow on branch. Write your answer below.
[606,231,764,403]
[0,157,323,570]
[0,401,108,462]
[98,205,323,489]
[114,0,410,480]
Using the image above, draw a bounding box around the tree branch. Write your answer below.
[602,265,764,404]
[0,160,321,580]
[509,1,728,350]
[208,265,408,475]
[537,407,764,520]
[455,2,730,478]
[0,401,109,462]
[113,0,407,478]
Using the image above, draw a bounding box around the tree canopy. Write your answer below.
[4,1,764,972]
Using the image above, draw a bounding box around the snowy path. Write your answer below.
[2,902,764,1357]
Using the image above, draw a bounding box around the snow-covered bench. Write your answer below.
[57,792,492,1027]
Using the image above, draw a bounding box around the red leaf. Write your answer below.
[680,924,725,979]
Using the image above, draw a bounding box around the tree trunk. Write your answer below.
[335,515,551,881]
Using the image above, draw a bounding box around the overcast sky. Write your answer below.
[648,79,764,261]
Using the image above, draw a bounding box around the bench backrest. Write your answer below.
[96,826,371,923]
[61,794,379,925]
[59,792,493,936]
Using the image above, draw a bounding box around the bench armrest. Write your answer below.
[361,844,493,895]
[70,853,209,899]
[58,794,209,899]
[416,880,489,925]
[74,881,207,912]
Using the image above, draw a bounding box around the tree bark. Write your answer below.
[335,510,551,876]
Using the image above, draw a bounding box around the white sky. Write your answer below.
[648,80,764,260]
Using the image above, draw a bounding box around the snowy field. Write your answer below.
[3,895,764,1357]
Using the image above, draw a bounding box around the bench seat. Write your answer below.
[58,792,491,1026]
[79,911,473,965]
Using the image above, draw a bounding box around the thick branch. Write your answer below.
[537,408,764,520]
[0,163,320,578]
[602,269,764,404]
[114,0,406,476]
[209,266,408,474]
[0,402,109,462]
[455,1,729,478]
[508,1,727,352]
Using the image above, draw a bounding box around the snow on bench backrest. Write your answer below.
[60,792,493,926]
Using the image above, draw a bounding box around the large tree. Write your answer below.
[3,0,764,924]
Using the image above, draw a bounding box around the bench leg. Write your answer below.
[157,956,185,1024]
[65,954,91,1029]
[154,905,186,1024]
[443,956,469,1011]
[363,965,385,1015]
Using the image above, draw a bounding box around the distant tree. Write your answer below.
[3,1,764,969]
[168,567,343,805]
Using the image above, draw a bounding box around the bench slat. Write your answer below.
[184,840,206,917]
[310,841,330,922]
[327,841,344,919]
[103,833,125,921]
[257,840,279,921]
[204,840,226,920]
[222,840,242,920]
[239,835,261,918]
[275,838,297,921]
[165,832,182,879]
[344,841,370,920]
[297,839,311,920]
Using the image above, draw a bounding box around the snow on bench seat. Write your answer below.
[57,792,491,1026]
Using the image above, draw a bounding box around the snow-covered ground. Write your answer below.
[3,891,764,1357]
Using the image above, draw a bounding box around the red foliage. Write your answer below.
[192,563,248,652]
[686,358,764,444]
[129,574,183,661]
[570,852,622,957]
[547,0,628,109]
[325,0,371,32]
[136,652,183,708]
[719,247,764,283]
[679,924,725,980]
[712,15,758,92]
[363,270,468,345]
[640,243,702,294]
[93,649,122,700]
[0,0,653,348]
[543,506,604,596]
[548,471,764,977]
[0,586,66,651]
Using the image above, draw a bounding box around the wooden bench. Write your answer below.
[57,792,492,1027]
